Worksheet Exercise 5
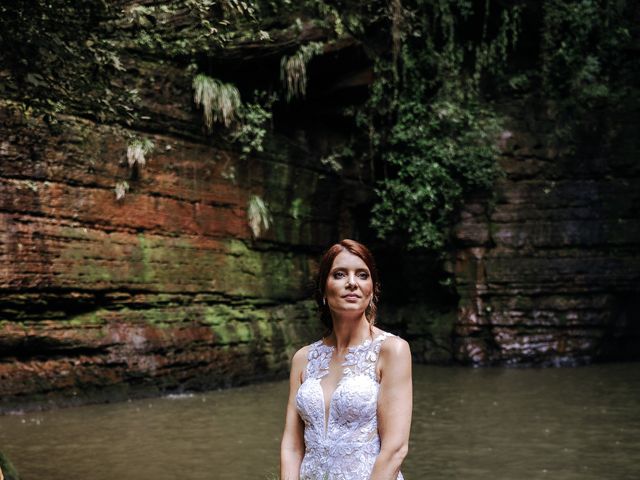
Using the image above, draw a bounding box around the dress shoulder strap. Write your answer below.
[368,331,395,380]
[303,340,332,382]
[344,331,395,380]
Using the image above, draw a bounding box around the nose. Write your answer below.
[346,274,357,288]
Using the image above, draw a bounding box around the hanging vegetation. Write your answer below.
[539,0,636,145]
[310,0,636,250]
[114,180,130,201]
[127,138,155,167]
[191,76,273,156]
[231,92,276,155]
[362,0,521,249]
[280,42,324,102]
[247,195,272,238]
[2,0,636,250]
[114,136,155,200]
[193,74,242,130]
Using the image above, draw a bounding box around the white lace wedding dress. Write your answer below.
[295,331,404,480]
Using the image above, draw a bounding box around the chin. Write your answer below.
[336,305,366,313]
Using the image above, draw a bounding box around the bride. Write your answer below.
[280,239,412,479]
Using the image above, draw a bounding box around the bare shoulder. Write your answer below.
[380,334,411,359]
[289,344,311,385]
[291,344,311,366]
[377,333,411,381]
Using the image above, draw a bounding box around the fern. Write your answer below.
[247,195,272,238]
[193,74,241,129]
[280,42,323,101]
[127,138,154,167]
[114,180,129,200]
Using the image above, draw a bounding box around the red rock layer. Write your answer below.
[0,100,349,409]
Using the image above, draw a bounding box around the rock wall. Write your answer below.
[2,93,639,412]
[0,5,391,409]
[452,106,640,365]
[1,2,639,410]
[0,94,361,410]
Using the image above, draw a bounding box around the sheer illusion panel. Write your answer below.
[296,332,404,480]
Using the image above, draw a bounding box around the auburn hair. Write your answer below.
[315,239,381,332]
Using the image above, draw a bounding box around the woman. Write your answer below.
[280,239,412,479]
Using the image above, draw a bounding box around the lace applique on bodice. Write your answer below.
[295,332,404,480]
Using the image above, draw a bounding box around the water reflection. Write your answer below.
[0,364,638,479]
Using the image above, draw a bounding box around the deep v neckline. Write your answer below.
[316,334,383,435]
[295,329,402,480]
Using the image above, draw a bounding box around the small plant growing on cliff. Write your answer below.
[231,91,276,155]
[127,138,155,167]
[114,180,129,200]
[280,42,323,101]
[320,146,352,173]
[247,195,272,238]
[115,137,154,200]
[193,74,241,129]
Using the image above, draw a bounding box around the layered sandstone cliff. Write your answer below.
[0,5,383,410]
[452,106,640,365]
[1,2,639,410]
[0,99,329,409]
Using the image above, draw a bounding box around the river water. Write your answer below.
[1,363,639,479]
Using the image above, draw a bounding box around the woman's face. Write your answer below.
[325,250,373,316]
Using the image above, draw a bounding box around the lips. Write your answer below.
[342,294,361,300]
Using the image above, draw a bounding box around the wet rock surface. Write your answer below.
[0,5,393,408]
[452,108,640,365]
[1,4,639,408]
[0,94,359,410]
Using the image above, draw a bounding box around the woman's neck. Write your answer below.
[328,313,374,354]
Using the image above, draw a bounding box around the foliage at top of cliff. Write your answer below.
[0,0,267,123]
[1,0,638,251]
[348,0,638,249]
[1,0,636,132]
[0,0,119,121]
[538,0,639,151]
[363,0,520,249]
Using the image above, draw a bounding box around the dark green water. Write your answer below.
[1,364,639,479]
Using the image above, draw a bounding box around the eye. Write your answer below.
[333,271,345,279]
[358,272,370,280]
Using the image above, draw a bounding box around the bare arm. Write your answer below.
[280,347,307,480]
[369,337,412,480]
